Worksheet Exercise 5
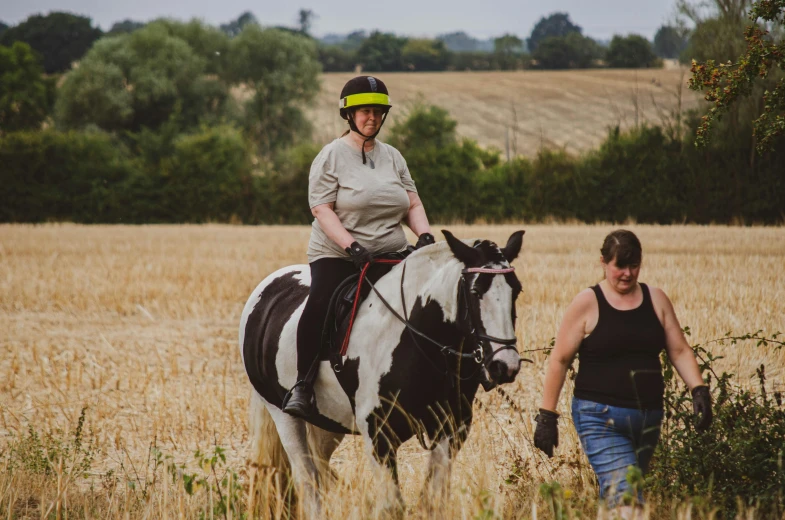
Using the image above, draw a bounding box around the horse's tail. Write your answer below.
[247,389,290,487]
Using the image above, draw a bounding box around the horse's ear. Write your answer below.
[442,229,482,266]
[502,230,525,263]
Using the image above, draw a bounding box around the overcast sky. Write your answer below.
[1,0,680,40]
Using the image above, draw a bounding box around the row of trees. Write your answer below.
[0,10,676,76]
[3,101,783,225]
[319,13,669,71]
[1,19,320,153]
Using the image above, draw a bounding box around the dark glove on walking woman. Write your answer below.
[534,408,559,457]
[692,385,713,432]
[415,232,435,249]
[345,241,372,270]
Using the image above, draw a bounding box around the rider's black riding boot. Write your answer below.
[283,381,315,419]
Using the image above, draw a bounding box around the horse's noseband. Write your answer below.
[459,266,519,366]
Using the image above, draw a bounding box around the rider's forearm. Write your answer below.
[404,193,431,237]
[313,205,355,250]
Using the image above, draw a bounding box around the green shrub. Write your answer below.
[650,331,785,518]
[0,129,137,222]
[265,142,323,224]
[606,34,660,68]
[4,407,96,478]
[152,124,255,223]
[0,41,51,132]
[3,100,784,225]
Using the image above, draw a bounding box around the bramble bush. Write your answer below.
[649,330,785,518]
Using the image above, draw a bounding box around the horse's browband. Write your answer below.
[463,267,515,274]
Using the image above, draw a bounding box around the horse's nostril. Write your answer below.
[488,360,504,381]
[488,359,521,384]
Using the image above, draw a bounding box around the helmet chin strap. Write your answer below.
[347,111,389,164]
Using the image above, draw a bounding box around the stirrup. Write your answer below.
[282,380,317,420]
[281,380,311,409]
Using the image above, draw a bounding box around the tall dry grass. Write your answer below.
[1,224,783,518]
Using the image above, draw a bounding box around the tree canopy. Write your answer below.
[437,31,493,52]
[297,9,316,36]
[225,25,320,154]
[690,0,785,151]
[653,25,688,58]
[533,33,602,69]
[606,34,659,68]
[357,31,407,71]
[0,42,51,132]
[402,39,449,71]
[108,20,146,35]
[219,12,258,38]
[55,21,228,132]
[493,34,525,69]
[527,12,582,52]
[0,12,102,73]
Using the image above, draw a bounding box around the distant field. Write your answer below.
[1,224,783,517]
[307,69,705,156]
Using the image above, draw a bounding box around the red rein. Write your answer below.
[340,259,402,356]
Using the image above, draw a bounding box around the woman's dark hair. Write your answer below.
[601,229,642,268]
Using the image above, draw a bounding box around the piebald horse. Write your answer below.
[239,230,524,515]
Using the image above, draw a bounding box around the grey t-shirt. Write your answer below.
[307,138,417,262]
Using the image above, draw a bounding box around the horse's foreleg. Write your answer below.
[422,436,457,516]
[357,418,405,517]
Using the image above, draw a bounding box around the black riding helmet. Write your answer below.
[339,76,392,165]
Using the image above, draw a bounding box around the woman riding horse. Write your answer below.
[284,75,435,419]
[240,230,525,516]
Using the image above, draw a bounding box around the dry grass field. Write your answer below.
[307,70,705,156]
[1,224,783,518]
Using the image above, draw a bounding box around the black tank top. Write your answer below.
[573,283,666,410]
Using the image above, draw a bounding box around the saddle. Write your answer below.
[319,250,411,374]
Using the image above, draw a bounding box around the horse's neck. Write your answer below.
[364,245,464,327]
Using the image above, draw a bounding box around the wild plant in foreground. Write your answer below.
[650,330,785,519]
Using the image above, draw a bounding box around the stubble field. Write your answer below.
[307,69,704,156]
[1,224,783,518]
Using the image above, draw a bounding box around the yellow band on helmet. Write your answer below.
[340,92,391,109]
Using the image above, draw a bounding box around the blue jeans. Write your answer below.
[571,397,663,507]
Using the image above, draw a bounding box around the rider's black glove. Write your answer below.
[345,241,372,270]
[692,385,713,432]
[414,232,435,249]
[534,408,559,458]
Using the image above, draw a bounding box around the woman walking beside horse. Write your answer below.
[534,230,712,518]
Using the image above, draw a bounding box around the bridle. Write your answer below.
[359,258,520,377]
[457,266,520,366]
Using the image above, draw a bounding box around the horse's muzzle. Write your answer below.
[487,351,522,384]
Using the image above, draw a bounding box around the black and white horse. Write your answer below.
[239,230,524,515]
